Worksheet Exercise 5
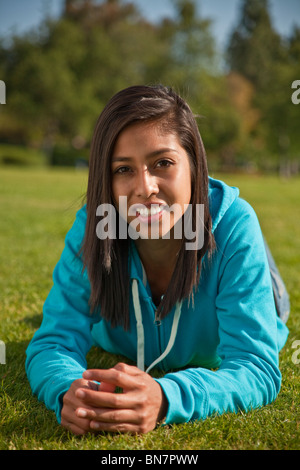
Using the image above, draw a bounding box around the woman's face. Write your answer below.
[111,121,192,240]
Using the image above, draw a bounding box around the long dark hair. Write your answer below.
[82,85,214,330]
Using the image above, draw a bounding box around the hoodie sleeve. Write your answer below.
[25,206,99,422]
[157,198,286,424]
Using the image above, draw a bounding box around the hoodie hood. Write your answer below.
[208,177,240,234]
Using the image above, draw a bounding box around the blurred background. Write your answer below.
[0,0,299,174]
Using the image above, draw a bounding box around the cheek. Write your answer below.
[111,179,132,221]
[176,164,192,204]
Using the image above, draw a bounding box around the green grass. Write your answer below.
[0,167,299,450]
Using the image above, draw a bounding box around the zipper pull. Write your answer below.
[154,310,161,326]
[154,295,164,325]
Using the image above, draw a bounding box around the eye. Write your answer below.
[155,159,173,168]
[113,166,131,174]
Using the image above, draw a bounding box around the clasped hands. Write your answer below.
[61,362,167,435]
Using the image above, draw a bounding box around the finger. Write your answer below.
[75,388,130,409]
[64,389,95,413]
[76,406,139,425]
[64,422,89,436]
[98,382,116,393]
[90,420,142,434]
[61,414,92,436]
[83,363,141,382]
[82,367,139,390]
[113,363,142,375]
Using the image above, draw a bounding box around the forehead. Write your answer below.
[112,121,181,154]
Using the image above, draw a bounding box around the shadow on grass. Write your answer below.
[22,313,43,329]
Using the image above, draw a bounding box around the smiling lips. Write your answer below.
[131,203,166,222]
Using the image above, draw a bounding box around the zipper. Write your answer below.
[154,309,162,326]
[154,309,163,365]
[154,294,164,325]
[150,299,164,367]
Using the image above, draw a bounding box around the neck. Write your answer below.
[135,237,182,271]
[134,237,183,306]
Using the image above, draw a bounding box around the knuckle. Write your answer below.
[71,378,83,389]
[138,411,147,427]
[114,369,123,381]
[138,393,148,407]
[116,361,125,368]
[140,379,148,391]
[62,393,71,406]
[110,368,125,385]
[60,415,67,426]
[109,409,118,422]
[139,422,150,434]
[112,393,123,407]
[114,362,127,372]
[115,423,127,433]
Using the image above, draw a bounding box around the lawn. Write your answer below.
[0,166,299,450]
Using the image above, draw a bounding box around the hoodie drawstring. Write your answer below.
[132,279,145,371]
[132,279,182,374]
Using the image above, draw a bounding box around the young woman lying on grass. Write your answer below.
[26,85,289,435]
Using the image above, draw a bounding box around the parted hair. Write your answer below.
[82,85,215,330]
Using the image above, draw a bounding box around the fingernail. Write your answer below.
[91,421,100,429]
[77,408,87,418]
[76,389,86,399]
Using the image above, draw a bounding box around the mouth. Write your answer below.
[130,203,166,223]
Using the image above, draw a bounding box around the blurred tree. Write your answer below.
[170,0,217,73]
[195,72,241,170]
[0,20,96,154]
[0,0,244,168]
[226,0,300,173]
[0,0,171,159]
[227,0,284,92]
[156,0,241,169]
[288,25,300,65]
[261,27,300,174]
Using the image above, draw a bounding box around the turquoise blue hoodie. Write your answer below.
[25,177,289,425]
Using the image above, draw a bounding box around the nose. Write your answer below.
[134,167,159,199]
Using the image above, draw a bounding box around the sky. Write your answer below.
[0,0,300,50]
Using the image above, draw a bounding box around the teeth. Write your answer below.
[138,206,162,217]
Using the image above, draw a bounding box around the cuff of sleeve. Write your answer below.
[41,369,86,424]
[155,371,209,425]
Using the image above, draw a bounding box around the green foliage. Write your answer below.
[226,0,300,173]
[0,144,47,166]
[0,0,299,171]
[227,0,284,91]
[0,0,238,167]
[50,144,89,167]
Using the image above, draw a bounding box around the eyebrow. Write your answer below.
[111,148,179,162]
